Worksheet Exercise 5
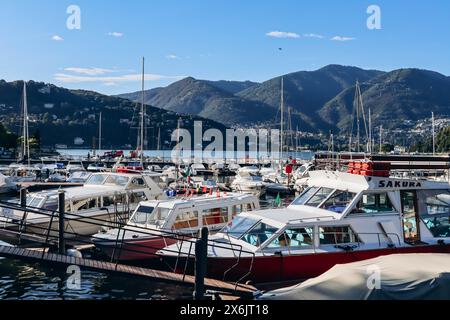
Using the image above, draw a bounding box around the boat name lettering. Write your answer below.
[378,180,422,188]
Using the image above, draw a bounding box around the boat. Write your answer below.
[258,254,450,300]
[66,171,92,183]
[87,162,108,172]
[92,192,260,261]
[158,166,450,285]
[0,174,16,194]
[230,173,267,197]
[0,172,167,243]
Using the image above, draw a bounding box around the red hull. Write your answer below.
[167,245,450,284]
[99,237,178,261]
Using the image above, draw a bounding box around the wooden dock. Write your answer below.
[0,245,256,299]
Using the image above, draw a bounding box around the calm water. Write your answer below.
[0,194,294,300]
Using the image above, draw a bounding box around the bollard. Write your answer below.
[194,227,209,300]
[20,188,27,207]
[58,191,66,255]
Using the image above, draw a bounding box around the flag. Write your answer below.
[274,193,281,207]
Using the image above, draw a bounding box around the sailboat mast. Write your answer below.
[432,112,436,155]
[368,108,372,154]
[98,112,102,151]
[22,82,30,167]
[140,57,145,164]
[280,77,284,160]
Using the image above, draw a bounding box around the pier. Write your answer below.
[0,245,256,299]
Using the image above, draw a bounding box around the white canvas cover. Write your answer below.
[0,173,15,194]
[259,254,450,300]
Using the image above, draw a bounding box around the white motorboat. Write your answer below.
[230,173,267,197]
[159,166,450,284]
[0,174,16,194]
[92,192,260,261]
[0,172,167,243]
[66,171,92,183]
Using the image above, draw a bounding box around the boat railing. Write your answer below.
[0,200,257,292]
[228,229,403,257]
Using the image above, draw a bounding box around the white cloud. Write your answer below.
[64,67,116,75]
[108,32,124,38]
[266,31,300,39]
[303,33,325,39]
[331,36,356,41]
[54,73,185,83]
[166,54,181,60]
[52,35,64,41]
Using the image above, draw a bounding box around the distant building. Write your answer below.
[44,103,54,109]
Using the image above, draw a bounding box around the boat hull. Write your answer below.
[95,236,178,261]
[163,244,450,284]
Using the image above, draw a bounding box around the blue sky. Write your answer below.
[1,0,449,95]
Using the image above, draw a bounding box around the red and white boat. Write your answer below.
[158,168,450,285]
[92,192,259,261]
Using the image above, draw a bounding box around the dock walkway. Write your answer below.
[0,245,256,299]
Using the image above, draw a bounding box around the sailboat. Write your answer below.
[10,82,38,183]
[116,58,147,174]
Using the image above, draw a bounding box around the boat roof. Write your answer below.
[138,192,257,208]
[307,170,449,193]
[30,185,124,200]
[242,206,339,227]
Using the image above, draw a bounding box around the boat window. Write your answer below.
[42,196,58,211]
[130,178,146,189]
[319,226,360,245]
[173,211,199,230]
[417,190,450,215]
[86,174,108,185]
[422,214,450,238]
[102,196,115,207]
[130,192,148,204]
[291,187,319,205]
[130,205,155,225]
[203,207,228,226]
[351,193,395,214]
[241,222,278,247]
[232,205,242,217]
[305,188,334,207]
[104,175,129,186]
[221,216,260,239]
[26,196,44,208]
[266,227,314,249]
[148,207,171,226]
[320,190,356,213]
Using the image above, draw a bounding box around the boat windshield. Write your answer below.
[130,205,155,225]
[26,196,44,208]
[86,174,129,187]
[221,215,260,239]
[292,187,356,214]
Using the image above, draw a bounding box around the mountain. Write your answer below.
[0,80,226,149]
[204,80,259,94]
[118,77,274,126]
[318,68,450,131]
[237,65,384,130]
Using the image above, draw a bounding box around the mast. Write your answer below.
[368,108,372,154]
[432,112,436,155]
[98,112,102,151]
[280,77,284,161]
[22,82,30,167]
[157,127,161,151]
[140,57,145,164]
[379,125,383,153]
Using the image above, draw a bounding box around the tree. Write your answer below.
[0,123,18,148]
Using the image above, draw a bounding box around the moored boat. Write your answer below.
[159,168,450,284]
